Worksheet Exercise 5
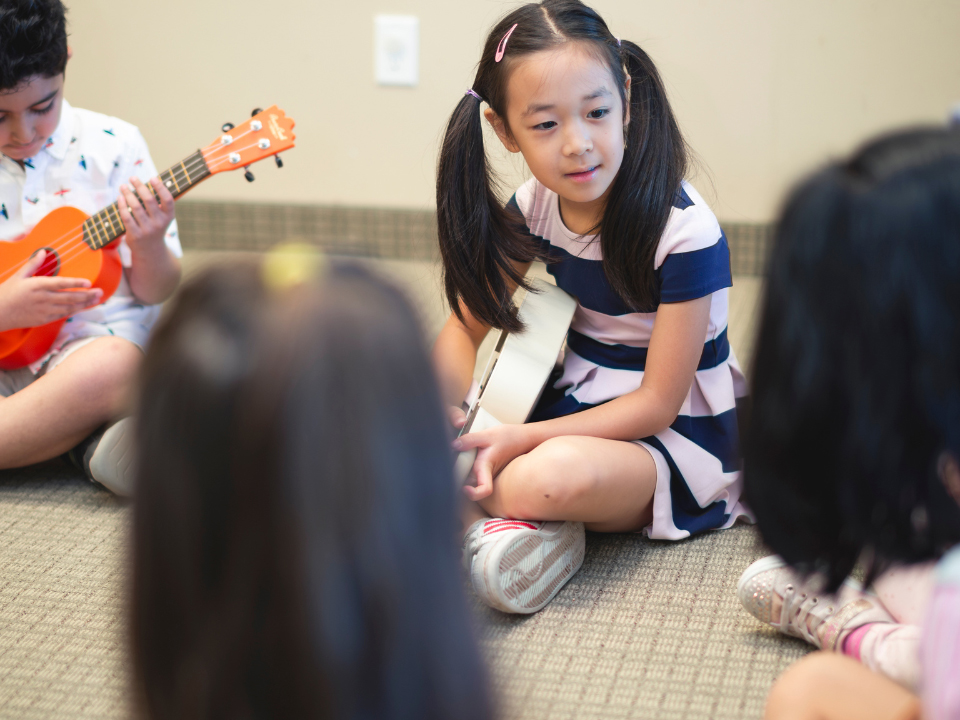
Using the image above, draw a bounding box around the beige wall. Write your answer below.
[67,0,959,223]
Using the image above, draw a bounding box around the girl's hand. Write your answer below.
[118,177,175,253]
[0,250,102,332]
[448,405,467,431]
[453,423,538,501]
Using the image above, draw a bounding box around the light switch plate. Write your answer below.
[374,15,419,87]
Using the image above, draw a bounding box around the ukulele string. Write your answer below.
[0,124,263,281]
[0,127,260,278]
[0,131,270,284]
[0,155,210,284]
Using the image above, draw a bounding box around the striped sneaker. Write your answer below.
[463,518,585,614]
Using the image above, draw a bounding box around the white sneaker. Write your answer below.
[737,555,894,649]
[463,518,585,614]
[68,418,136,497]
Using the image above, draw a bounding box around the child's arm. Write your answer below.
[433,259,535,428]
[119,177,181,306]
[0,250,103,332]
[432,302,492,429]
[455,295,712,500]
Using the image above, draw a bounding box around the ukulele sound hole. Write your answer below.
[30,247,61,277]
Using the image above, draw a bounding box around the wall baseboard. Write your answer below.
[177,200,772,276]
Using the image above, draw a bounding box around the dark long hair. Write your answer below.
[437,0,687,331]
[132,261,491,720]
[744,127,960,589]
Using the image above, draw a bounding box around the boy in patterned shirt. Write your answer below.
[0,0,182,494]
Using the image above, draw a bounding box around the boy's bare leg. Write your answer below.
[765,652,921,720]
[476,435,658,532]
[0,337,140,468]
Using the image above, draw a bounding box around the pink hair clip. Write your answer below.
[495,23,518,62]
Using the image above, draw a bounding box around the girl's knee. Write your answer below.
[766,653,838,718]
[501,437,595,519]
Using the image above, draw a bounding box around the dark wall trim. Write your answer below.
[177,201,772,276]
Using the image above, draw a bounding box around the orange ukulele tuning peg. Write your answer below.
[221,122,235,132]
[275,155,283,169]
[244,168,255,182]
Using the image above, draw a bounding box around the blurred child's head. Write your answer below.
[437,0,687,331]
[0,0,69,160]
[132,259,491,720]
[745,127,960,586]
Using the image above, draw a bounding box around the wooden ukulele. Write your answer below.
[454,279,578,483]
[0,106,296,370]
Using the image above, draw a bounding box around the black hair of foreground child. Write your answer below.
[132,261,492,720]
[0,0,69,91]
[744,127,960,589]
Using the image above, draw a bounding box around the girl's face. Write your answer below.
[486,43,629,230]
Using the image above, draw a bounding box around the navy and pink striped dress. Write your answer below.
[510,177,753,540]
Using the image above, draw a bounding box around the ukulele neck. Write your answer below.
[81,149,211,251]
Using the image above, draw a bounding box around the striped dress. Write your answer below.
[509,177,752,540]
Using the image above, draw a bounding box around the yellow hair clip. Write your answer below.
[261,242,326,291]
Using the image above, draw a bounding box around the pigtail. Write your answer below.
[600,40,688,311]
[436,93,538,332]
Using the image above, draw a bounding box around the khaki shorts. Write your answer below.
[0,336,101,398]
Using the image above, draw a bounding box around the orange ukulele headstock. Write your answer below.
[201,106,296,176]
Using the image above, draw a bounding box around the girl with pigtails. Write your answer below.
[434,0,751,615]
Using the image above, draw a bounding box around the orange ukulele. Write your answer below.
[0,106,296,370]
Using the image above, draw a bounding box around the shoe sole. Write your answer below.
[477,522,585,614]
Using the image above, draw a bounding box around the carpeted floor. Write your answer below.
[0,255,809,719]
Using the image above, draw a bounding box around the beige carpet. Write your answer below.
[0,255,807,719]
[472,527,809,720]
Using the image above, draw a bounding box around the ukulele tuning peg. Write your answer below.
[221,122,235,132]
[275,155,283,169]
[251,107,263,117]
[244,168,255,182]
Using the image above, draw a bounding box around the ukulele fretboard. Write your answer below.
[81,150,211,250]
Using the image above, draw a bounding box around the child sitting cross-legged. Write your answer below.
[433,0,750,615]
[0,0,181,495]
[736,126,960,720]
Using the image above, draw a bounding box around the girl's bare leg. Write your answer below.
[477,435,658,532]
[765,652,920,720]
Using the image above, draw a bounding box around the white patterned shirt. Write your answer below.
[0,99,181,372]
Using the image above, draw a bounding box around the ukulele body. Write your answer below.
[0,206,122,370]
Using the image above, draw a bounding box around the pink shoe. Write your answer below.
[737,555,895,649]
[462,518,585,614]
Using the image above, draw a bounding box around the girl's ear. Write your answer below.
[939,452,960,506]
[484,107,521,154]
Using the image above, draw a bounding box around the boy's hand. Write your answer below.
[0,250,103,332]
[118,177,175,252]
